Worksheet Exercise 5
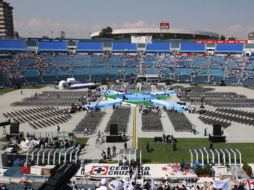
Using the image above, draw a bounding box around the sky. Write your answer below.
[5,0,254,39]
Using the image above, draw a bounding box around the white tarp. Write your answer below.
[213,178,231,190]
[151,99,187,112]
[83,99,123,110]
[131,36,152,44]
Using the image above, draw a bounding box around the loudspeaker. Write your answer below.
[213,124,222,136]
[209,134,226,143]
[110,124,118,135]
[154,137,163,142]
[106,135,123,142]
[10,122,20,134]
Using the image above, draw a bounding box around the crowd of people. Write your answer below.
[1,52,253,87]
[100,145,117,161]
[139,105,163,117]
[6,134,76,155]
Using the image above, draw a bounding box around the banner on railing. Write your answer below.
[131,36,152,44]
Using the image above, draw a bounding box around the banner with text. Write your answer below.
[131,36,152,44]
[160,22,170,30]
[77,163,197,179]
[195,40,248,44]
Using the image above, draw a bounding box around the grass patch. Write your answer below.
[139,138,254,163]
[76,138,89,145]
[0,137,7,142]
[124,100,153,106]
[21,84,47,89]
[0,88,15,95]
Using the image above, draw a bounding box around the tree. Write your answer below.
[99,26,113,38]
[14,31,19,38]
[228,36,237,40]
[42,35,49,39]
[219,35,226,40]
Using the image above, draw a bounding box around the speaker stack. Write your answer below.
[110,124,118,136]
[106,124,125,142]
[6,122,23,140]
[209,124,226,143]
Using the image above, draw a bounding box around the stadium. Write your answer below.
[1,2,254,190]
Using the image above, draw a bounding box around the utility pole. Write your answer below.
[207,56,212,83]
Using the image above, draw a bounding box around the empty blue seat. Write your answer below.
[0,39,27,51]
[112,42,137,51]
[180,42,205,52]
[146,42,170,52]
[38,41,67,52]
[77,42,103,51]
[215,44,244,53]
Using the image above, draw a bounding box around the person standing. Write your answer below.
[107,146,111,159]
[3,126,6,135]
[84,127,88,136]
[112,145,116,157]
[124,142,127,151]
[57,125,60,133]
[146,142,150,152]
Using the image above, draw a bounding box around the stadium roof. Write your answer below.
[90,28,219,39]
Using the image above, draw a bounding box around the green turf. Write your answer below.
[106,95,117,99]
[76,138,89,145]
[139,138,254,163]
[157,95,169,100]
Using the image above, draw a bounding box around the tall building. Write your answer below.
[0,0,14,38]
[248,32,254,40]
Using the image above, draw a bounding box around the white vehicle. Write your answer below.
[58,78,98,90]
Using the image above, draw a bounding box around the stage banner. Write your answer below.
[131,36,152,44]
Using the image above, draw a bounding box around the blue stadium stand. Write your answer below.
[146,42,170,52]
[38,41,67,52]
[180,42,206,53]
[77,42,103,52]
[0,39,27,51]
[112,42,137,52]
[215,44,244,53]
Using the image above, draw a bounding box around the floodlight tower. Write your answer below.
[103,51,110,82]
[237,56,248,85]
[190,57,194,83]
[137,51,144,76]
[88,54,92,81]
[223,56,229,80]
[207,56,212,83]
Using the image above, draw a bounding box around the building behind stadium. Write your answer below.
[0,0,14,38]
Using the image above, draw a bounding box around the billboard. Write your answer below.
[131,36,152,44]
[160,22,170,30]
[195,40,248,44]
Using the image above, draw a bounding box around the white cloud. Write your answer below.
[14,18,99,38]
[14,18,196,39]
[216,24,254,39]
